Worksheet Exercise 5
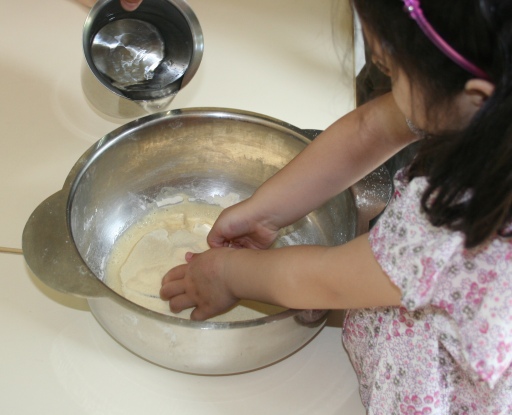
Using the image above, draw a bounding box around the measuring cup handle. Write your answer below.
[22,191,104,298]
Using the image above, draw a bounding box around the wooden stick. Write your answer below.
[0,247,23,255]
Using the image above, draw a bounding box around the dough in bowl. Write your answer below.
[104,195,285,321]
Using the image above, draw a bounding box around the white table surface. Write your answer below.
[0,0,365,413]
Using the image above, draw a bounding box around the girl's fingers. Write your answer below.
[120,0,142,12]
[190,306,211,321]
[185,252,197,262]
[208,235,229,248]
[168,294,196,314]
[160,278,185,300]
[161,263,188,285]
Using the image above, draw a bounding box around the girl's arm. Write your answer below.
[208,92,416,248]
[243,92,413,226]
[163,94,411,319]
[161,233,401,321]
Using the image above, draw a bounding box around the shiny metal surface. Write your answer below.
[22,108,391,375]
[92,19,166,89]
[83,0,203,117]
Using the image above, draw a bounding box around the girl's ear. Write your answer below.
[464,79,495,108]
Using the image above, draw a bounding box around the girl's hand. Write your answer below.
[207,199,280,250]
[160,249,238,321]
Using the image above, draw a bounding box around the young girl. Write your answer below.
[161,0,512,412]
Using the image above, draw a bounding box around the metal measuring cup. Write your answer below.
[82,0,203,119]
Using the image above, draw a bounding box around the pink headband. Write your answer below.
[403,0,489,79]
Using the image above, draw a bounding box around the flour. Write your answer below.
[104,194,286,321]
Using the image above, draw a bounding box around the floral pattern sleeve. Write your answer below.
[369,171,512,389]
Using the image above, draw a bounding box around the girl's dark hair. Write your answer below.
[352,0,512,248]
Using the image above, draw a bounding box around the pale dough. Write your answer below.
[104,197,286,321]
[120,224,210,315]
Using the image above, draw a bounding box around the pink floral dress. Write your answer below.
[342,171,512,414]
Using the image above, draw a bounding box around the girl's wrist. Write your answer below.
[221,248,245,300]
[247,188,291,230]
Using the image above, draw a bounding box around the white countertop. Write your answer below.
[0,0,365,413]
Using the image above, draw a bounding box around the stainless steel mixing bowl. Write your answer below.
[22,108,391,375]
